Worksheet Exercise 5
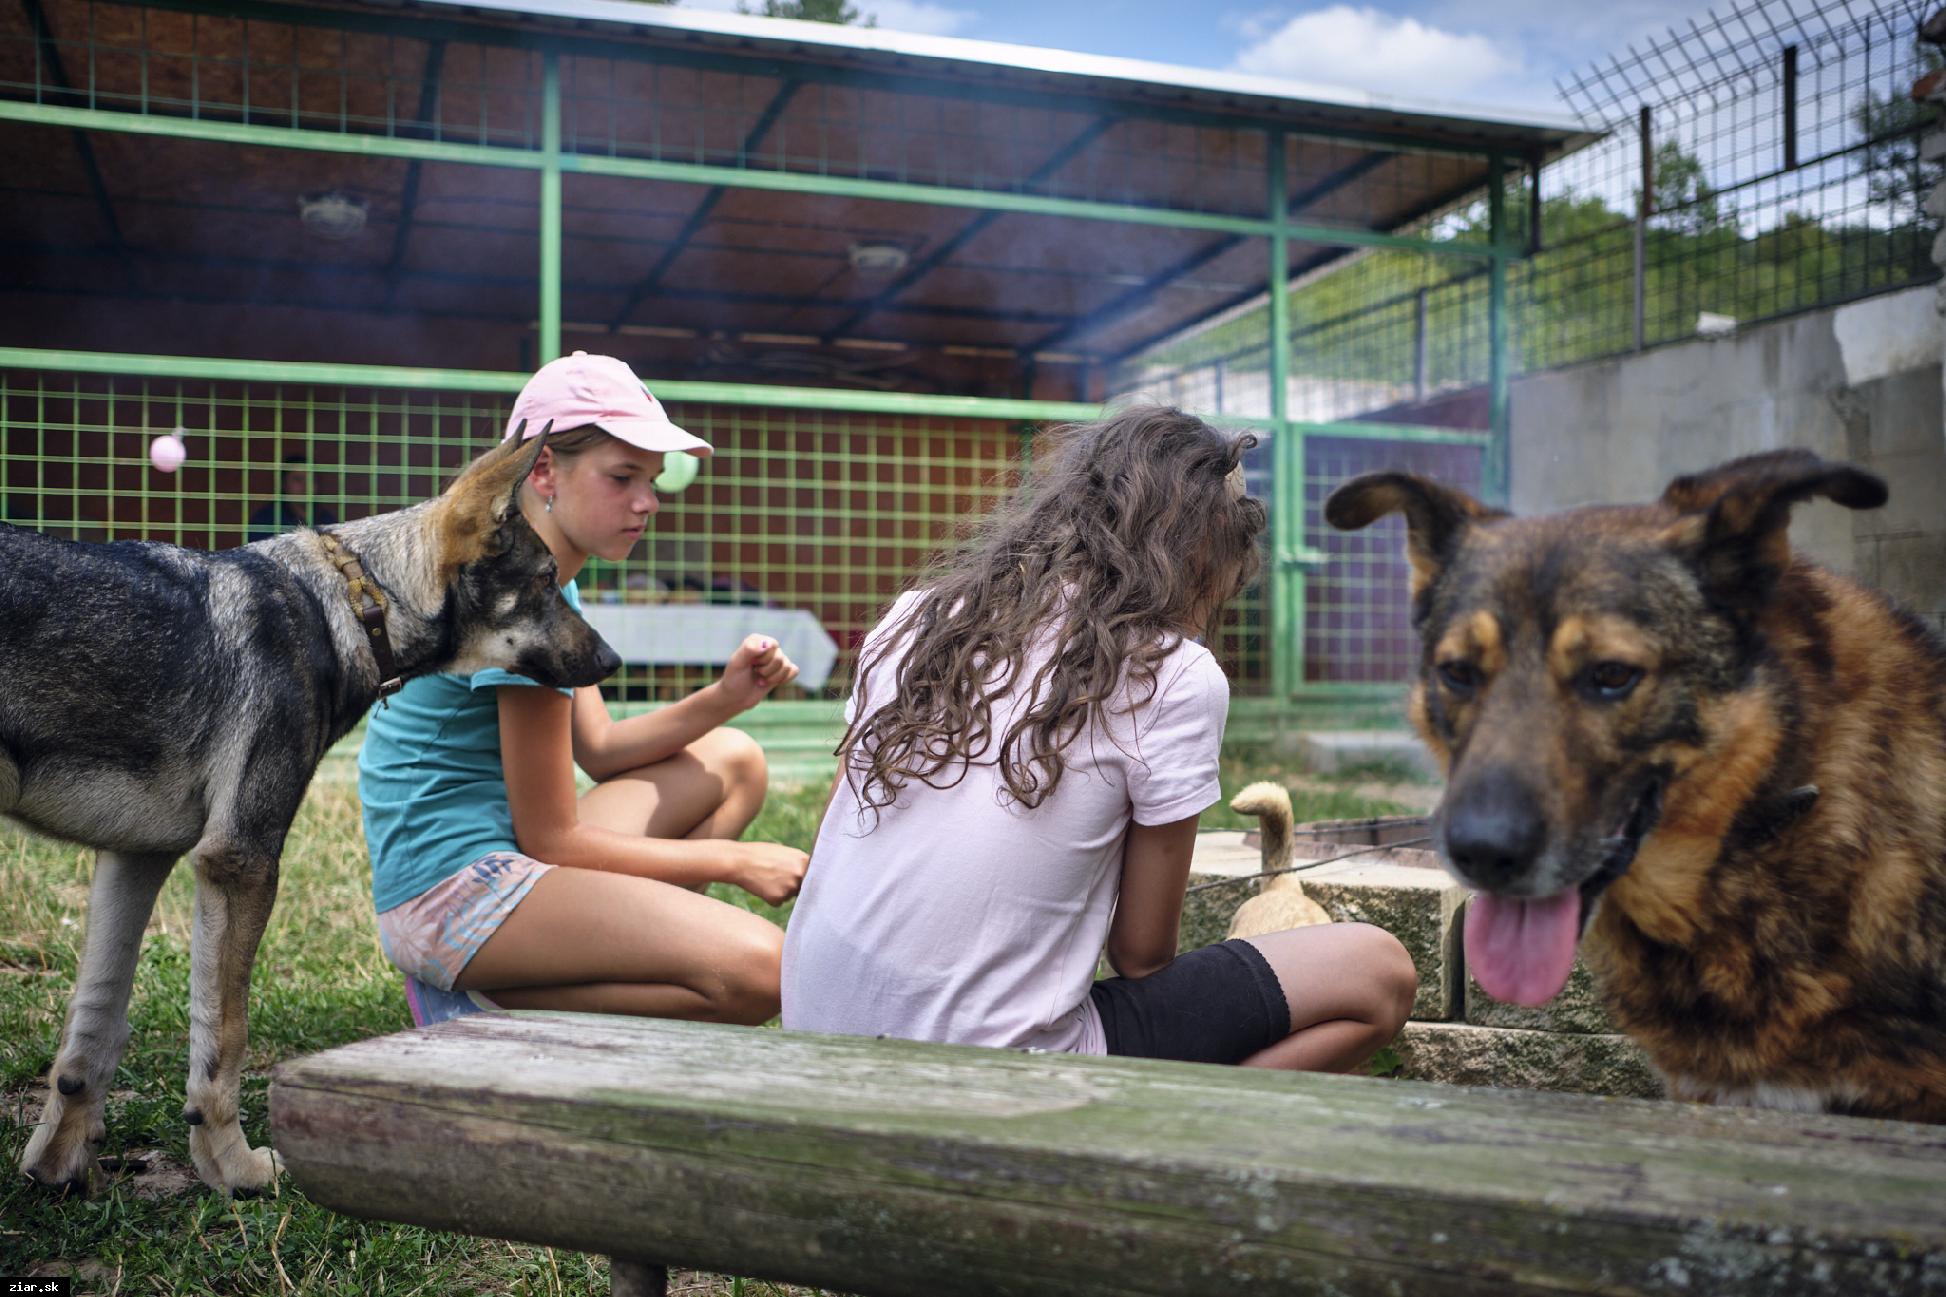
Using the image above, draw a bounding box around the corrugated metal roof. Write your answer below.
[387,0,1596,155]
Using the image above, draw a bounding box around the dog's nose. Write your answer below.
[1443,776,1547,888]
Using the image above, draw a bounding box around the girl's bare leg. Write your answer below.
[577,726,769,843]
[1238,923,1418,1071]
[454,866,781,1024]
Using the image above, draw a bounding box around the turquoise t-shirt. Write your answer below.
[358,581,584,912]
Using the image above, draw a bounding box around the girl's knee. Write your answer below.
[1345,923,1419,1030]
[713,921,783,1025]
[710,727,768,800]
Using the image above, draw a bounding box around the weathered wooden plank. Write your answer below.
[269,1013,1946,1297]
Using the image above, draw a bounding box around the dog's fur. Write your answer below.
[1225,782,1332,939]
[1327,450,1946,1122]
[8,434,620,1194]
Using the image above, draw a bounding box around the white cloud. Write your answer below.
[865,0,975,36]
[1231,5,1522,101]
[678,0,976,37]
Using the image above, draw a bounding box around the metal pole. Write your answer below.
[1413,287,1429,406]
[1782,45,1799,171]
[1528,156,1543,256]
[540,52,562,363]
[1267,129,1300,700]
[1486,153,1509,507]
[1635,104,1651,352]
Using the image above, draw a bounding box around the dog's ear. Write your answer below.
[496,428,549,523]
[1659,450,1886,609]
[442,425,550,520]
[434,427,552,578]
[1324,472,1504,595]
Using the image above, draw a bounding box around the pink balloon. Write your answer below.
[150,434,187,474]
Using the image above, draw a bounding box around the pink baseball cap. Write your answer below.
[502,351,713,457]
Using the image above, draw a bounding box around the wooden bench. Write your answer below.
[269,1012,1946,1296]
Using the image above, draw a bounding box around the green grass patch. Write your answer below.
[1205,744,1419,830]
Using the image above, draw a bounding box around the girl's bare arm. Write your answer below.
[501,686,805,904]
[1105,815,1201,980]
[569,635,800,780]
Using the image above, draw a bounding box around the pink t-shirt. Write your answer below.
[780,591,1229,1054]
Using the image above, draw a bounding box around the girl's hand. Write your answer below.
[718,635,801,712]
[734,842,808,905]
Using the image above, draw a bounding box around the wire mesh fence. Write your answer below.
[1111,0,1940,429]
[1533,0,1940,362]
[0,0,1546,703]
[0,367,1282,699]
[1425,0,1942,375]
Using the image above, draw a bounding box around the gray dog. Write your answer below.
[8,430,618,1195]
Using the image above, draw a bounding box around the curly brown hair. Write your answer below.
[839,406,1266,813]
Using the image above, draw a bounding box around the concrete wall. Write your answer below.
[1509,285,1946,623]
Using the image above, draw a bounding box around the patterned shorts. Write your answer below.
[375,852,554,991]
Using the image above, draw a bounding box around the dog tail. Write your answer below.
[1229,781,1294,877]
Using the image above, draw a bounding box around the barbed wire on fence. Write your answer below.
[1112,0,1942,424]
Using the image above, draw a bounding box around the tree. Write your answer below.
[741,0,875,23]
[1643,140,1729,234]
[1855,48,1944,227]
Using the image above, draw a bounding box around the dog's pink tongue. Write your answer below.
[1464,891,1582,1007]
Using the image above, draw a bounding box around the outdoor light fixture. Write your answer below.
[847,241,910,274]
[299,190,369,241]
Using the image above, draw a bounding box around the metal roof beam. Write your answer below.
[18,0,136,288]
[604,78,802,333]
[382,39,448,310]
[818,114,1118,341]
[1104,168,1501,365]
[0,239,1078,325]
[1029,148,1427,355]
[1,100,1501,258]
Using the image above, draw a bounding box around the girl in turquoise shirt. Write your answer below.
[359,353,806,1022]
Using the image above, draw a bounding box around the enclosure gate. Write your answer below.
[0,0,1522,729]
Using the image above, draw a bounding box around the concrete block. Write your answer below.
[1190,826,1466,1022]
[1296,730,1440,780]
[1847,449,1946,537]
[1303,858,1467,1022]
[1463,940,1617,1035]
[1833,297,1942,395]
[1393,1021,1662,1100]
[1874,533,1946,622]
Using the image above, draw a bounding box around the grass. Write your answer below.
[1,753,1408,1294]
[1205,744,1427,830]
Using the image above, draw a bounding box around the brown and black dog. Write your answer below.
[1327,450,1946,1122]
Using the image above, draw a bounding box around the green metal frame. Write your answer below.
[1267,131,1301,700]
[0,101,1513,262]
[0,3,1512,715]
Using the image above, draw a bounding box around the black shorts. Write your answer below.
[1087,939,1291,1065]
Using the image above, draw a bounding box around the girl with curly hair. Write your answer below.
[782,407,1415,1068]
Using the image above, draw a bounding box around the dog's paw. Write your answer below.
[190,1125,283,1197]
[20,1116,99,1196]
[223,1145,283,1199]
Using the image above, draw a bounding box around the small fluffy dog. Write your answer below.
[9,432,619,1194]
[1326,450,1946,1121]
[1225,782,1332,940]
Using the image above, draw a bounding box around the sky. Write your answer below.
[674,0,1727,121]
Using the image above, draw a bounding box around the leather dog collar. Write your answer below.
[318,531,404,699]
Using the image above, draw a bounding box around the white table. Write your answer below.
[579,604,840,691]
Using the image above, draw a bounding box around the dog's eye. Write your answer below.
[1436,660,1481,695]
[1583,661,1643,700]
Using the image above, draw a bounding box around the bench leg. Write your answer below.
[609,1257,668,1297]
